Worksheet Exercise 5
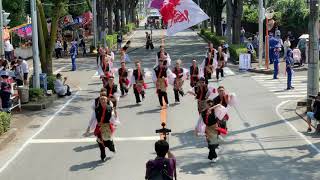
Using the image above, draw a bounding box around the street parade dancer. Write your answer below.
[201,100,224,162]
[85,88,107,135]
[131,60,146,104]
[189,59,201,88]
[94,96,116,161]
[216,46,227,81]
[201,52,216,84]
[104,76,121,111]
[153,59,176,108]
[187,77,211,113]
[118,61,132,97]
[172,59,188,103]
[155,46,171,67]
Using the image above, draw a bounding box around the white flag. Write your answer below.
[160,0,209,36]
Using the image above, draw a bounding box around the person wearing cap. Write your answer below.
[54,73,71,97]
[131,60,146,104]
[188,77,210,113]
[70,40,78,71]
[189,59,200,88]
[118,61,129,96]
[285,43,294,90]
[172,59,185,103]
[17,58,29,86]
[269,34,281,79]
[153,59,175,108]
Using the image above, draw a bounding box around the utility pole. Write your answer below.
[92,0,97,48]
[0,0,3,57]
[31,0,40,88]
[226,0,232,44]
[258,0,264,68]
[307,0,319,109]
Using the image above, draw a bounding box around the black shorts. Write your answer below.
[23,73,28,81]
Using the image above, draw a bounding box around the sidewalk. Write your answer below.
[249,60,308,75]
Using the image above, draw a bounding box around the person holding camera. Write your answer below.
[306,93,320,132]
[145,140,177,180]
[54,73,71,97]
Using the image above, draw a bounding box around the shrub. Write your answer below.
[0,112,11,135]
[201,29,226,48]
[29,88,45,101]
[47,75,56,92]
[229,44,257,63]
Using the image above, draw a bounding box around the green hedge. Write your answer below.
[200,29,256,63]
[47,75,56,92]
[0,112,11,136]
[106,23,136,48]
[29,88,45,101]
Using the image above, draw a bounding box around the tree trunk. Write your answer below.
[114,8,120,32]
[214,18,222,36]
[232,0,244,44]
[37,10,47,73]
[132,8,136,24]
[210,15,214,33]
[107,4,114,35]
[121,0,126,28]
[226,0,233,43]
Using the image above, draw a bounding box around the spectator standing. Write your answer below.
[240,27,245,44]
[252,35,259,57]
[247,37,255,63]
[283,36,291,58]
[4,40,13,61]
[145,140,177,180]
[70,40,78,71]
[17,58,29,86]
[297,38,306,66]
[79,37,87,56]
[63,39,68,56]
[0,82,11,113]
[55,40,63,59]
[117,32,123,51]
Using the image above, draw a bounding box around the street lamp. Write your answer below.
[265,7,274,70]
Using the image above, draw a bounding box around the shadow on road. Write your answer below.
[69,158,110,171]
[73,144,98,152]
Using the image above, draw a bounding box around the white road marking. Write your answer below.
[276,100,320,154]
[252,75,310,99]
[224,67,235,76]
[30,136,160,144]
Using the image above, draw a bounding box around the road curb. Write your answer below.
[0,128,17,150]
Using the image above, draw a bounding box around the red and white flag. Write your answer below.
[159,0,209,36]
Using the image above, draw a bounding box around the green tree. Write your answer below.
[3,0,26,27]
[68,0,90,17]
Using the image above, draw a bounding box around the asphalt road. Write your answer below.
[0,27,320,180]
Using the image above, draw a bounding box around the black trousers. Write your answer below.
[173,89,184,102]
[204,72,211,84]
[98,140,115,159]
[208,144,219,160]
[134,87,145,103]
[157,90,169,106]
[120,83,128,96]
[216,68,224,80]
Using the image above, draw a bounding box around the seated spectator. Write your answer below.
[145,140,177,180]
[54,73,71,97]
[306,92,320,132]
[0,82,12,113]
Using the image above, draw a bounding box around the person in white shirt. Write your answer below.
[4,40,13,61]
[283,36,291,58]
[17,58,29,86]
[55,40,63,59]
[54,73,71,97]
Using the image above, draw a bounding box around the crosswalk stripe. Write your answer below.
[252,75,309,100]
